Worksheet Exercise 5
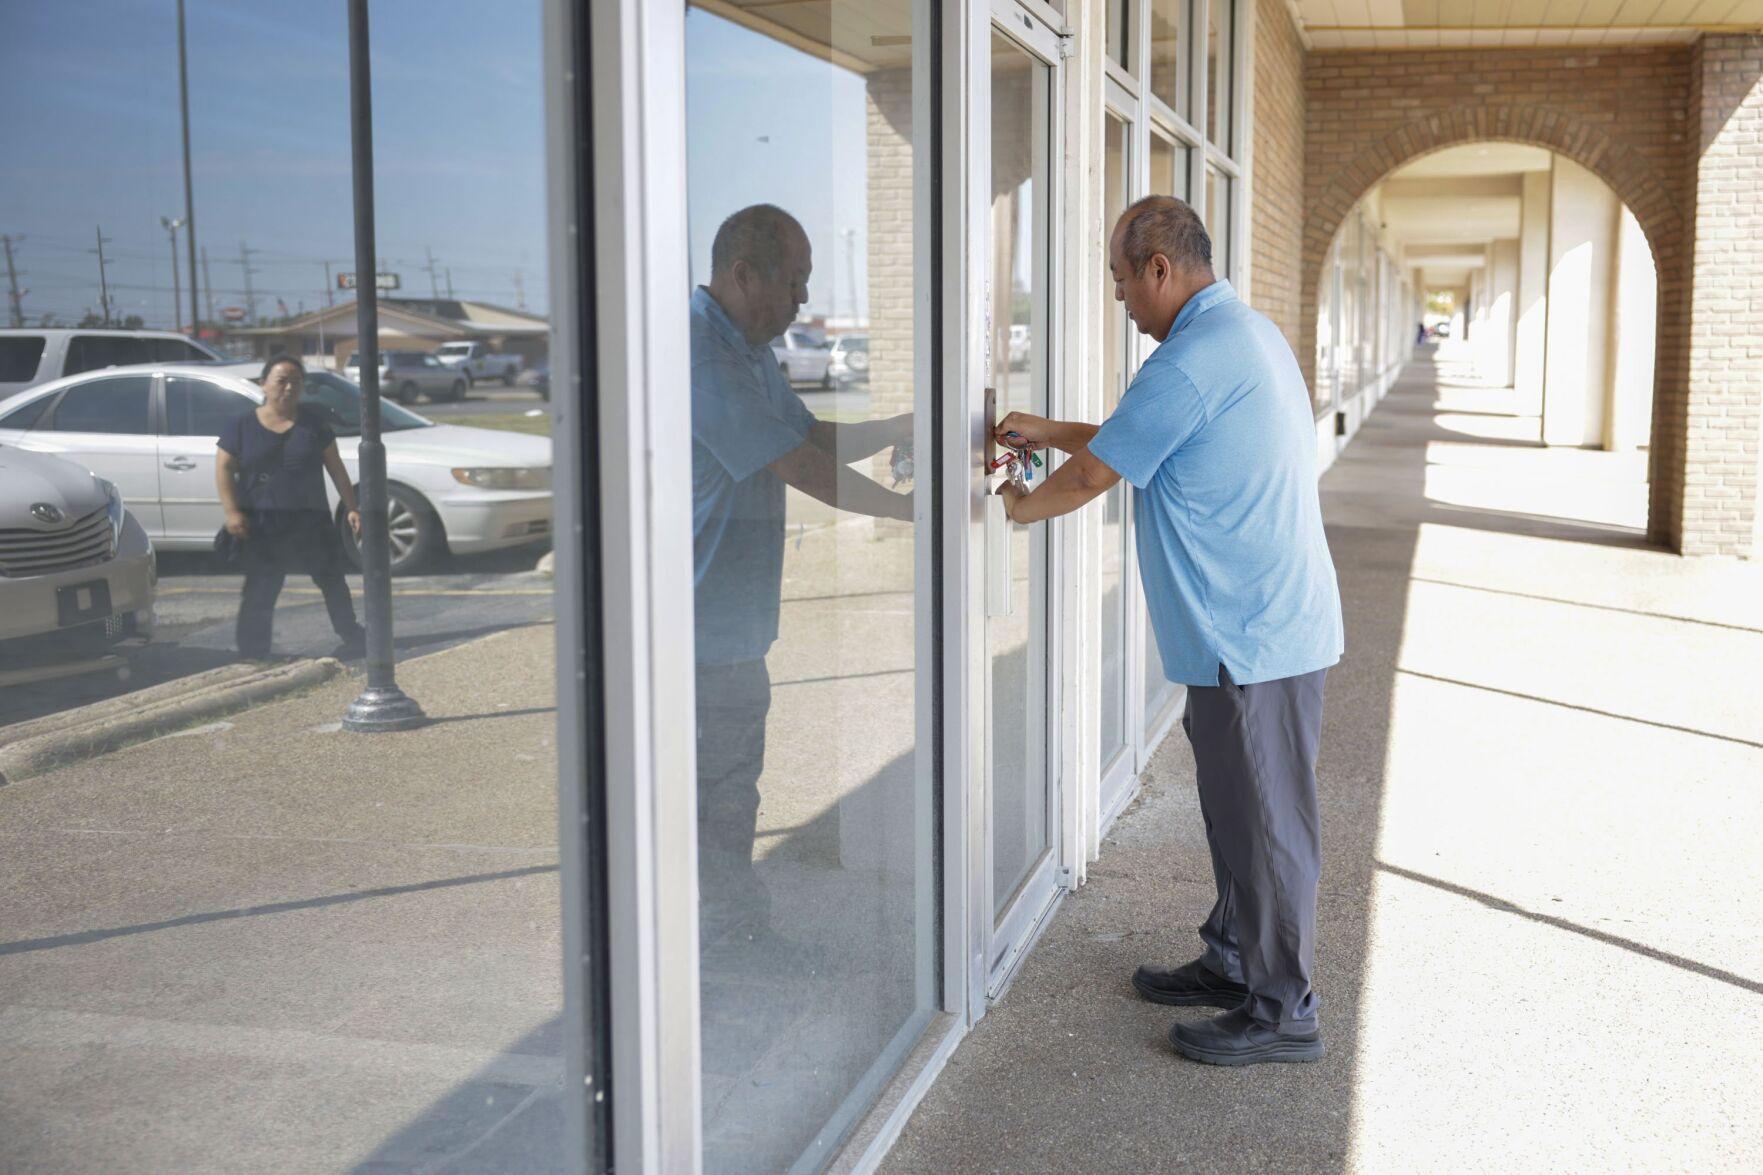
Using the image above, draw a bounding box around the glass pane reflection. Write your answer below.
[685,4,937,1169]
[988,30,1053,923]
[1100,112,1129,776]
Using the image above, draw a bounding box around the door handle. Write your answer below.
[163,457,198,471]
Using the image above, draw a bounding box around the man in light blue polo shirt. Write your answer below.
[691,204,914,954]
[995,195,1343,1067]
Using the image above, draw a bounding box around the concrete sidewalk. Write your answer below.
[885,351,1763,1171]
[0,624,566,1174]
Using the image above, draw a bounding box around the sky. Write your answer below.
[0,0,548,327]
[1,2,911,332]
[684,8,877,321]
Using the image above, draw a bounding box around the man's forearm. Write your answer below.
[773,441,912,521]
[1045,420,1100,454]
[809,416,908,462]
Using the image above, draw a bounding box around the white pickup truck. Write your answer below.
[433,341,522,386]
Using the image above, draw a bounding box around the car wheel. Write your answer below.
[847,350,869,373]
[503,370,517,387]
[449,380,467,402]
[396,381,420,405]
[341,483,444,575]
[820,369,833,390]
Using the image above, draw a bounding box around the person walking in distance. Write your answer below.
[992,196,1343,1066]
[217,356,367,661]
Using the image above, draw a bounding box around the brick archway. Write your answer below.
[1301,109,1690,550]
[1301,46,1704,550]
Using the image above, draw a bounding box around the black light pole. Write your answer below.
[342,0,425,733]
[176,0,199,336]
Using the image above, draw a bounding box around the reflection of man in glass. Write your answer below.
[692,204,913,950]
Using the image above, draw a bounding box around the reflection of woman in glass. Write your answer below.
[216,356,367,660]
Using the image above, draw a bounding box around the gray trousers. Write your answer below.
[1181,663,1328,1034]
[695,659,773,942]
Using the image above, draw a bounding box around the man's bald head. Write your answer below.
[711,204,807,282]
[706,204,812,344]
[1114,195,1212,278]
[1107,196,1218,342]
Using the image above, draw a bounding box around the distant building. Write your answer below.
[223,297,548,370]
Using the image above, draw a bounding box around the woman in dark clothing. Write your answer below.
[216,355,367,660]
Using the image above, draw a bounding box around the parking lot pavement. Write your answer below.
[0,547,556,729]
[0,623,567,1174]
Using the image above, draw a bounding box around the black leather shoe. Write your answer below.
[1131,958,1249,1008]
[1168,1006,1323,1067]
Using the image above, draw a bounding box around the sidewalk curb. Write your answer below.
[0,658,343,786]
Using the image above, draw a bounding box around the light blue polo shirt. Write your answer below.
[689,286,816,666]
[1088,280,1343,687]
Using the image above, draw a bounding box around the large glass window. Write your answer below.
[1107,0,1133,72]
[1206,164,1232,280]
[1100,111,1130,779]
[684,3,937,1168]
[1150,128,1186,200]
[1149,0,1187,115]
[1,4,571,1171]
[1207,0,1234,150]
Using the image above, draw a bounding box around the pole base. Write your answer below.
[342,684,427,732]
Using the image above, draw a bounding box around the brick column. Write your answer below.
[1678,35,1763,556]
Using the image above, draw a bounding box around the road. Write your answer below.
[0,546,556,729]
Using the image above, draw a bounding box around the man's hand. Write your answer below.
[346,509,362,538]
[994,411,1055,453]
[996,477,1025,523]
[224,509,251,539]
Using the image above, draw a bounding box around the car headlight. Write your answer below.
[450,466,550,490]
[97,476,125,542]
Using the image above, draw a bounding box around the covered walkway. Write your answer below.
[883,348,1763,1171]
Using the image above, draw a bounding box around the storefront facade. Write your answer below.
[548,1,1406,1170]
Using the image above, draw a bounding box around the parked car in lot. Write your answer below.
[343,350,467,404]
[770,326,832,388]
[827,333,869,387]
[434,341,522,386]
[0,364,551,574]
[0,328,224,400]
[0,444,155,663]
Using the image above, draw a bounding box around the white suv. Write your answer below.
[0,329,224,401]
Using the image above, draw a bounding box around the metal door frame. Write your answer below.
[969,0,1070,1008]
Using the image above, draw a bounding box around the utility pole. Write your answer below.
[201,246,215,325]
[1,235,27,327]
[444,267,454,299]
[841,227,860,326]
[161,216,186,332]
[422,245,440,298]
[512,269,526,311]
[177,0,200,339]
[342,0,425,733]
[92,226,114,326]
[322,260,335,307]
[237,240,259,323]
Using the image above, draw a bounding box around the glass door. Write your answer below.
[982,4,1061,995]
